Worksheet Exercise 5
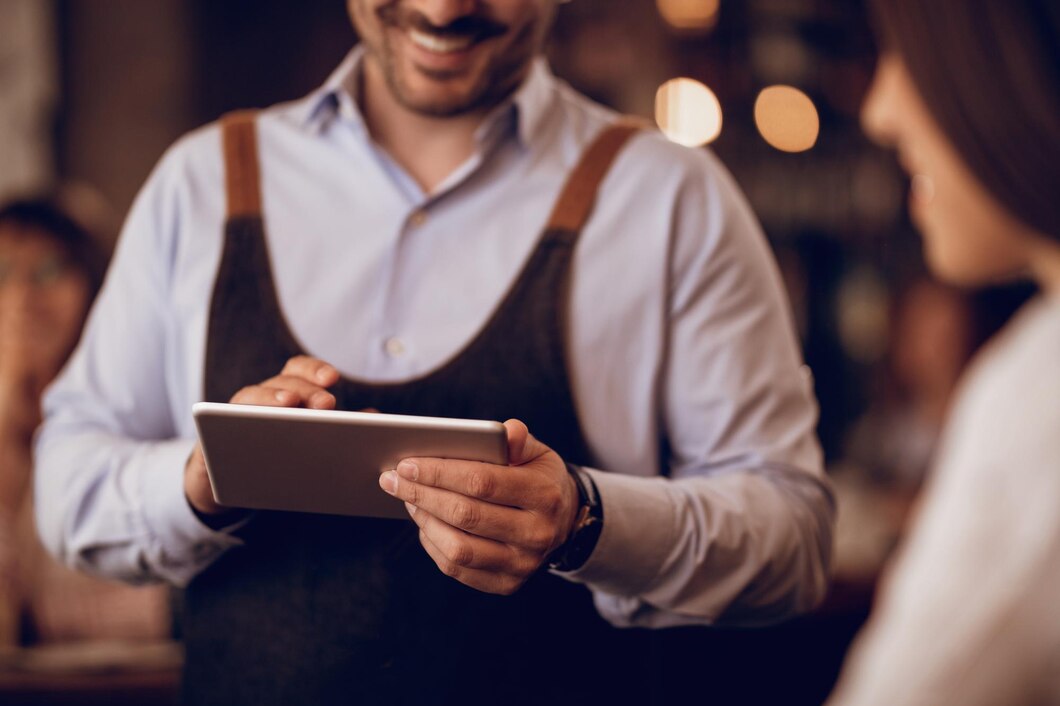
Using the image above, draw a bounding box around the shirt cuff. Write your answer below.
[137,438,245,586]
[551,468,676,596]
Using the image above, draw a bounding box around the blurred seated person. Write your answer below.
[0,198,169,647]
[828,1,1060,704]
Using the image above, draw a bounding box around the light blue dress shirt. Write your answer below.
[35,49,833,628]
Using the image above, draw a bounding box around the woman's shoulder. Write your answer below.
[967,295,1060,405]
[941,296,1060,471]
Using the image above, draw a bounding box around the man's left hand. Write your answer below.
[379,419,580,595]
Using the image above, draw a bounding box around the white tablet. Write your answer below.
[192,402,509,520]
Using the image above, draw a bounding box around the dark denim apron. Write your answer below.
[180,112,649,705]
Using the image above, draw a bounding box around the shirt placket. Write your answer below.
[369,113,515,379]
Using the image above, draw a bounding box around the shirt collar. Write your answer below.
[508,58,555,148]
[296,46,557,149]
[296,46,366,134]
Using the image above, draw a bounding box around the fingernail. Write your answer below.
[317,365,336,383]
[379,470,397,494]
[396,460,418,480]
[404,501,417,517]
[275,390,293,403]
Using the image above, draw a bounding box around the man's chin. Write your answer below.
[394,77,488,117]
[401,97,481,118]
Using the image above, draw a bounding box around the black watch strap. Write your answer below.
[548,463,604,572]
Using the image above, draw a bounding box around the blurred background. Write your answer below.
[0,0,1035,703]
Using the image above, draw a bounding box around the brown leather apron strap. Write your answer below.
[221,110,263,219]
[545,117,648,234]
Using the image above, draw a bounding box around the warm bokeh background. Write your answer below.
[0,1,1035,704]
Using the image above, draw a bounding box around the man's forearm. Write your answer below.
[33,428,241,586]
[556,465,835,627]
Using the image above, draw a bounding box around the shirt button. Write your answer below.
[408,209,427,227]
[383,337,406,357]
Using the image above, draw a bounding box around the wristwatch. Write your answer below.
[547,463,604,572]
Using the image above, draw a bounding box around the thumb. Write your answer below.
[503,419,551,466]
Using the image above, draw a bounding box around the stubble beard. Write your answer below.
[363,3,547,118]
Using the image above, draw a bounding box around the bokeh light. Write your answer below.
[656,0,720,32]
[754,85,820,153]
[655,78,723,147]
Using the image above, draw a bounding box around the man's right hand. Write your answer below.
[184,355,341,517]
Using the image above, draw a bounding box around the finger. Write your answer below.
[380,471,532,544]
[394,457,542,509]
[415,525,526,596]
[503,419,551,466]
[260,374,336,409]
[406,503,539,574]
[396,453,568,519]
[229,384,302,407]
[280,355,339,387]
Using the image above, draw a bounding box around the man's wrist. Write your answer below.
[183,449,249,530]
[188,499,251,532]
[548,463,604,572]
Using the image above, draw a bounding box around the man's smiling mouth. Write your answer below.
[407,28,479,54]
[380,4,509,57]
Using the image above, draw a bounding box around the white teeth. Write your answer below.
[407,28,475,53]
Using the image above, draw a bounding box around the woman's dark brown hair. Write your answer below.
[0,198,107,299]
[870,0,1060,241]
